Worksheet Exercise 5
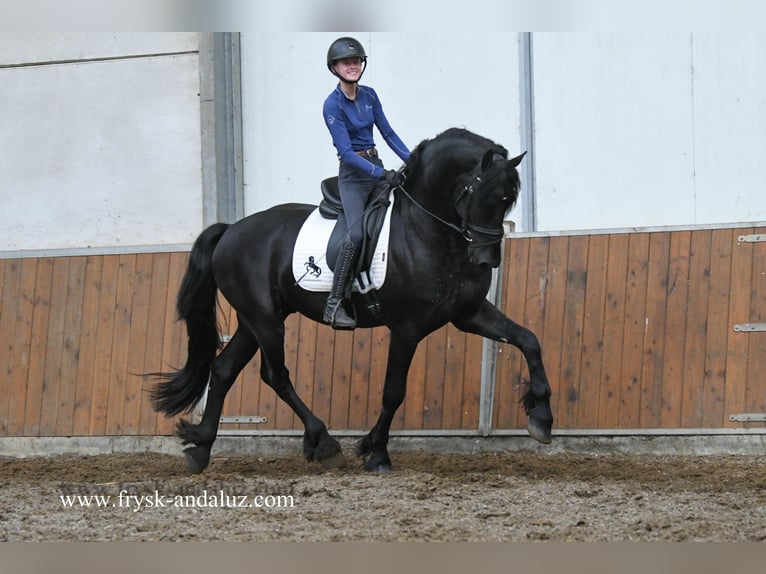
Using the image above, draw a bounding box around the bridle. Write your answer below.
[395,164,507,248]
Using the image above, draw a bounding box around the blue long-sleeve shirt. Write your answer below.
[323,84,410,179]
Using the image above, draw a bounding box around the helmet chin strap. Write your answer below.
[332,60,367,83]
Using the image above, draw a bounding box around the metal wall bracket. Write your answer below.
[733,323,766,332]
[220,416,267,424]
[729,413,766,422]
[738,234,766,243]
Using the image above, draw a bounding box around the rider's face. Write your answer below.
[333,57,362,82]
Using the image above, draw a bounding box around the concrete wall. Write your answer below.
[0,33,203,252]
[240,32,523,216]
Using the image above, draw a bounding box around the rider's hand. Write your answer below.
[382,169,399,186]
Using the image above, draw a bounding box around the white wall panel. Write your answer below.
[0,33,198,65]
[533,33,765,231]
[0,54,202,251]
[240,33,522,216]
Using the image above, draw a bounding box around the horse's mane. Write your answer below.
[404,127,509,184]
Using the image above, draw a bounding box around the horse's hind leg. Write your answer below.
[176,327,258,474]
[246,315,346,468]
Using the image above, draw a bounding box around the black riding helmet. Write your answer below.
[327,36,367,82]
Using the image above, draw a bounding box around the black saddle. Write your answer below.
[319,177,391,275]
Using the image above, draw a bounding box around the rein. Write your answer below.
[395,173,505,247]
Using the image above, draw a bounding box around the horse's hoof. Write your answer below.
[183,446,210,475]
[362,453,393,473]
[319,450,347,469]
[527,409,553,444]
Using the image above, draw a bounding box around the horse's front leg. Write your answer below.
[454,300,553,443]
[355,330,420,471]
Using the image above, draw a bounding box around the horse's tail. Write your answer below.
[150,222,230,417]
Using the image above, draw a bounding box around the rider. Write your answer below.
[322,36,411,329]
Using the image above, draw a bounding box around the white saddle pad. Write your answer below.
[292,191,394,293]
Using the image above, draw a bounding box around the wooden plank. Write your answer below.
[639,232,671,428]
[541,236,569,425]
[294,315,319,427]
[461,330,483,429]
[495,237,530,429]
[0,260,22,435]
[441,324,467,429]
[618,233,650,428]
[744,228,765,420]
[39,257,70,435]
[422,326,447,429]
[137,252,169,435]
[366,327,390,430]
[598,234,629,428]
[154,252,188,434]
[347,327,373,430]
[311,323,336,428]
[680,230,712,427]
[328,330,354,429]
[9,259,39,435]
[723,229,753,427]
[23,258,54,435]
[104,254,136,434]
[88,255,119,436]
[557,235,589,428]
[122,252,153,435]
[71,257,101,435]
[701,229,733,427]
[577,235,609,429]
[660,231,692,427]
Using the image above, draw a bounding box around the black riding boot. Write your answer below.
[323,241,359,330]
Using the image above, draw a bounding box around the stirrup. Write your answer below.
[323,297,356,330]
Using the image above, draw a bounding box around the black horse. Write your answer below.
[151,127,553,473]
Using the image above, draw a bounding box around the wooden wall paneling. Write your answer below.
[639,232,671,428]
[293,315,319,429]
[598,234,630,428]
[71,257,101,435]
[137,252,169,434]
[367,327,390,430]
[311,323,336,429]
[56,257,87,435]
[23,258,54,436]
[540,237,568,425]
[104,254,136,434]
[701,229,733,427]
[659,231,692,427]
[347,327,373,430]
[422,326,447,429]
[10,259,39,435]
[744,230,765,419]
[557,235,589,428]
[38,256,71,435]
[88,256,119,436]
[680,230,713,427]
[577,235,609,429]
[441,324,467,429]
[460,329,483,429]
[122,253,152,435]
[328,330,354,429]
[152,252,187,434]
[0,260,21,435]
[618,233,650,428]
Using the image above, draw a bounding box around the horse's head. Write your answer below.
[455,149,525,268]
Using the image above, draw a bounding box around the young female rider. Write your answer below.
[322,36,411,329]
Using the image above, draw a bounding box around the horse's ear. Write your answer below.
[508,151,527,169]
[481,149,495,171]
